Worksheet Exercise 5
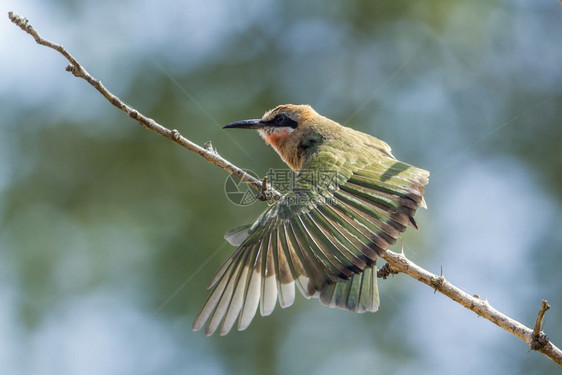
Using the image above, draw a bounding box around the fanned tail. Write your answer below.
[319,265,379,313]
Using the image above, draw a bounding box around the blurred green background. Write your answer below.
[1,0,561,374]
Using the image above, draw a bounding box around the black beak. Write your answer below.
[222,119,265,130]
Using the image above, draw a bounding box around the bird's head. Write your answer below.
[223,104,331,171]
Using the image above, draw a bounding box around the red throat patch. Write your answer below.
[263,128,292,150]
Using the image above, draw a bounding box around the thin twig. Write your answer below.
[381,250,562,366]
[7,11,281,201]
[8,11,562,367]
[531,300,551,351]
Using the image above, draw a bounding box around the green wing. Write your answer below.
[193,145,429,336]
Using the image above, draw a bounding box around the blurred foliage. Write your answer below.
[1,0,561,374]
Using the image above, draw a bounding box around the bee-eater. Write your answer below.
[193,104,429,336]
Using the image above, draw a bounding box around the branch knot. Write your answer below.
[531,332,550,351]
[430,274,445,290]
[203,141,217,154]
[377,262,398,279]
[171,129,181,141]
[257,177,275,202]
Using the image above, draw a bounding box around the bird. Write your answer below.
[192,104,429,336]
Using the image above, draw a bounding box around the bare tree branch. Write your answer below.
[8,11,561,367]
[6,11,281,201]
[381,251,562,366]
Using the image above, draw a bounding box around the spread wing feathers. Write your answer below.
[224,224,252,246]
[192,158,429,335]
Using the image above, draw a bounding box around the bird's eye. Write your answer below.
[274,114,286,124]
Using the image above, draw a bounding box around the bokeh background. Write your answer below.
[1,0,561,374]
